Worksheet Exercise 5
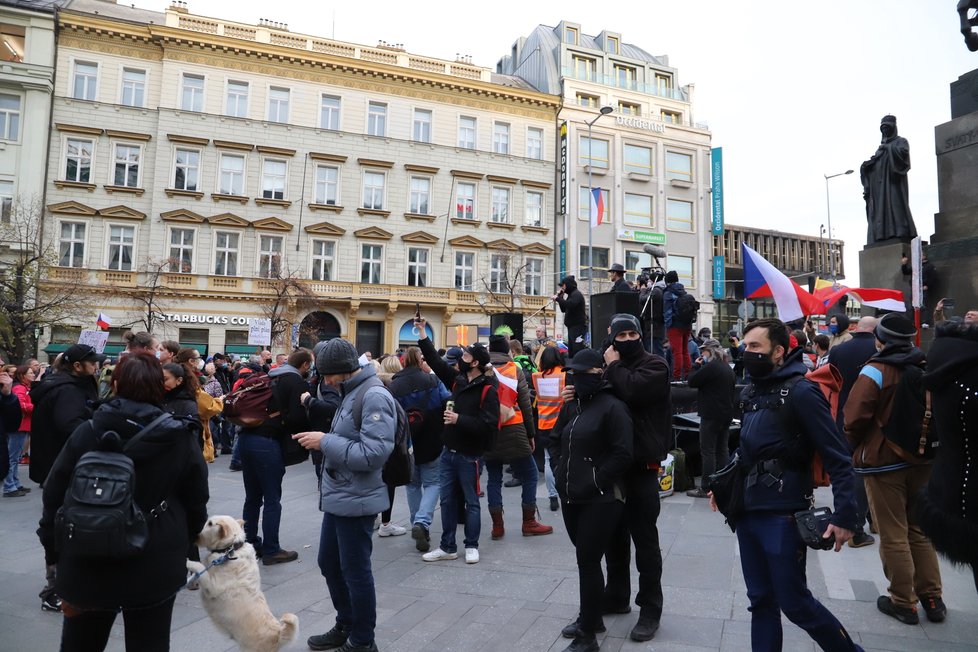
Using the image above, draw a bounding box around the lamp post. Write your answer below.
[823,169,853,281]
[818,224,826,276]
[586,105,613,338]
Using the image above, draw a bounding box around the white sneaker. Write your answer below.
[422,548,458,562]
[465,547,480,564]
[378,523,407,537]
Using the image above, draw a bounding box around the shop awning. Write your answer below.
[224,345,263,356]
[43,343,125,355]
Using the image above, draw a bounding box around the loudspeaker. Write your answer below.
[490,312,523,343]
[590,291,640,347]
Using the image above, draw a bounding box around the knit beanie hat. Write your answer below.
[316,338,361,375]
[609,313,642,339]
[488,334,510,354]
[875,313,916,345]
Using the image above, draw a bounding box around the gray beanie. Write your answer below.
[316,338,361,375]
[609,313,642,338]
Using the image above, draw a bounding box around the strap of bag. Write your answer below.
[122,413,172,453]
[918,390,932,456]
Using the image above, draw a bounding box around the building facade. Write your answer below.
[497,20,713,337]
[41,0,560,358]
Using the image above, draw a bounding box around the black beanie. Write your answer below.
[665,270,679,284]
[875,313,916,345]
[488,334,510,354]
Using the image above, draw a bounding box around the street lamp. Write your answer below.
[818,224,826,276]
[823,169,853,281]
[586,105,613,338]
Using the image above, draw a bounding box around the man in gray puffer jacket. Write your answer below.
[294,338,395,652]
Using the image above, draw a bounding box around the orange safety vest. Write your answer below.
[495,361,524,426]
[532,367,565,431]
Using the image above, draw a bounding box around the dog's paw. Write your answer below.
[187,560,205,573]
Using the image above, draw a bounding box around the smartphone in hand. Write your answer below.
[415,302,421,320]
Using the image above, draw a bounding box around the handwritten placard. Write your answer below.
[78,329,110,354]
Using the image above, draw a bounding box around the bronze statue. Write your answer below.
[959,0,978,52]
[860,115,917,244]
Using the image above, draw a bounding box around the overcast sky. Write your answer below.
[134,0,976,286]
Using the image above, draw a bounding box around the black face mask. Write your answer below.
[743,350,776,379]
[613,338,644,360]
[457,359,475,373]
[572,372,603,399]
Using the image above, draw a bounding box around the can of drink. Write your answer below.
[445,400,455,412]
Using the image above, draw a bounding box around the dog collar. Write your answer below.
[209,540,245,560]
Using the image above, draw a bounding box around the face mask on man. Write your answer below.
[742,350,776,379]
[612,338,644,360]
[572,372,603,399]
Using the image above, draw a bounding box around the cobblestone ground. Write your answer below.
[1,457,976,651]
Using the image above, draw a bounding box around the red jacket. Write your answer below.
[12,382,32,432]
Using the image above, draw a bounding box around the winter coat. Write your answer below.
[305,378,341,429]
[827,314,853,349]
[196,389,223,462]
[213,365,234,394]
[556,278,587,328]
[736,349,858,530]
[687,356,735,422]
[29,371,99,485]
[603,349,671,470]
[419,336,499,457]
[549,386,633,504]
[663,281,692,330]
[238,365,311,442]
[827,331,879,431]
[610,277,634,293]
[0,392,20,480]
[12,381,33,432]
[388,365,450,465]
[918,322,978,570]
[844,343,927,472]
[37,398,208,610]
[319,364,396,517]
[483,352,535,463]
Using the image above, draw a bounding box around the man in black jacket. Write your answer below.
[563,313,671,642]
[608,263,634,293]
[686,339,735,498]
[828,316,880,548]
[414,319,499,564]
[554,275,587,358]
[638,277,665,356]
[0,370,20,491]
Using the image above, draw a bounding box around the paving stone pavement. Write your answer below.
[1,457,976,651]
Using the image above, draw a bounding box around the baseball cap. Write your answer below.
[63,344,106,365]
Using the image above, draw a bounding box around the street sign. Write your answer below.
[711,147,724,236]
[713,255,725,300]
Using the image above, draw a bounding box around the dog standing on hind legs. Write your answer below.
[188,515,298,652]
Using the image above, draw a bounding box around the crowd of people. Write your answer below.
[0,296,975,652]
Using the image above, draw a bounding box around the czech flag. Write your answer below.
[96,312,112,331]
[742,243,823,322]
[492,366,520,411]
[589,187,605,229]
[814,285,905,313]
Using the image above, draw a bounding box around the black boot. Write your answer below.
[561,633,599,652]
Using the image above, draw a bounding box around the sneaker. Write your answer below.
[877,595,919,625]
[561,634,599,652]
[550,496,560,512]
[261,549,298,566]
[504,477,522,487]
[422,548,457,562]
[465,547,479,564]
[411,524,430,552]
[19,454,29,465]
[336,641,378,652]
[308,623,349,650]
[686,487,709,498]
[40,594,62,612]
[378,523,407,537]
[561,615,607,638]
[3,488,28,497]
[630,616,660,641]
[229,462,242,472]
[17,486,31,493]
[848,530,875,548]
[920,595,947,623]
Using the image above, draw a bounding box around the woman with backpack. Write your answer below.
[37,352,209,652]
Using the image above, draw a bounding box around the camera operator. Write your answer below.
[638,271,665,356]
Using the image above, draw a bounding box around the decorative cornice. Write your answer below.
[486,222,516,231]
[356,208,391,218]
[105,129,152,142]
[168,134,209,146]
[450,170,484,180]
[164,188,204,200]
[403,164,440,174]
[256,145,296,157]
[47,200,97,216]
[309,152,348,163]
[53,180,96,192]
[450,217,480,227]
[254,198,293,209]
[307,203,344,213]
[208,212,251,227]
[448,235,485,248]
[211,193,250,204]
[357,158,395,169]
[401,231,439,244]
[521,225,550,235]
[486,175,518,185]
[404,212,437,222]
[354,226,393,240]
[103,185,145,196]
[522,242,553,254]
[99,205,146,220]
[520,179,552,189]
[486,238,519,251]
[252,216,294,232]
[213,139,254,151]
[55,123,103,136]
[304,221,346,236]
[160,208,206,223]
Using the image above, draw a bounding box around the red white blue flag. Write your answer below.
[96,312,112,331]
[742,243,823,322]
[589,187,604,229]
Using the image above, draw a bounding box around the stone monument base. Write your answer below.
[858,240,911,316]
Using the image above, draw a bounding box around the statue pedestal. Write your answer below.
[858,241,911,315]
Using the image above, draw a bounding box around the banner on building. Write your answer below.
[559,122,568,216]
[711,147,724,236]
[559,238,567,279]
[713,255,725,300]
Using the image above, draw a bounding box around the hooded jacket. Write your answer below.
[556,277,587,328]
[663,281,691,330]
[917,322,978,569]
[602,347,671,470]
[319,364,396,517]
[37,398,208,610]
[687,355,735,421]
[549,385,633,504]
[388,365,450,465]
[844,343,927,472]
[29,371,99,485]
[736,348,858,530]
[827,313,853,349]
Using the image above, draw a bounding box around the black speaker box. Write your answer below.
[490,312,523,343]
[590,291,640,347]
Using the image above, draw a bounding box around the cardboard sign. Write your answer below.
[78,329,110,354]
[248,318,272,346]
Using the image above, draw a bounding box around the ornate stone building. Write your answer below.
[41,0,559,357]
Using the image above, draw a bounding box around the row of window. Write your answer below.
[60,136,550,226]
[580,245,695,288]
[578,135,694,182]
[56,221,548,294]
[575,93,683,123]
[69,61,547,157]
[576,187,695,232]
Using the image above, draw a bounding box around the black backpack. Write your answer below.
[351,386,414,487]
[674,293,700,325]
[880,364,938,460]
[54,413,172,559]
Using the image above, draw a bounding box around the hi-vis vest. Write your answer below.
[493,361,524,426]
[532,368,565,431]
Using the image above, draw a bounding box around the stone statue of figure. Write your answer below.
[860,115,918,245]
[959,0,978,52]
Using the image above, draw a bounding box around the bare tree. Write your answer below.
[0,197,85,363]
[476,249,531,316]
[257,267,315,349]
[119,258,174,335]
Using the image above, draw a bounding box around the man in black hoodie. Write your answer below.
[686,339,735,498]
[554,275,587,358]
[563,313,671,642]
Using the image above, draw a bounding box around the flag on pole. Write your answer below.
[492,367,519,409]
[96,312,112,331]
[742,244,823,322]
[589,187,605,229]
[814,285,905,313]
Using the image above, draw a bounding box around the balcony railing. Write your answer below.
[561,66,689,101]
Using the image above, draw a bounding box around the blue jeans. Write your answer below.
[737,511,863,652]
[230,425,242,466]
[437,448,481,553]
[407,459,440,529]
[543,448,558,499]
[239,433,285,555]
[4,432,26,493]
[318,512,377,647]
[486,455,538,508]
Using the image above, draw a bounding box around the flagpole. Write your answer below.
[586,106,613,343]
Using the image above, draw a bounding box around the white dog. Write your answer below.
[188,515,298,652]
